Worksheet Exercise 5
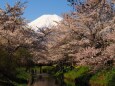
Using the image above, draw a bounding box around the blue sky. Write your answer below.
[0,0,71,21]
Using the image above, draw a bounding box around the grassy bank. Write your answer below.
[90,68,115,86]
[64,66,90,81]
[0,67,31,86]
[64,66,115,86]
[12,67,31,86]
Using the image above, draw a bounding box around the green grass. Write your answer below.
[10,67,31,86]
[90,68,115,86]
[64,66,90,80]
[16,67,31,80]
[64,79,76,86]
[64,66,115,86]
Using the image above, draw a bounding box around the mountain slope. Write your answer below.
[28,14,62,31]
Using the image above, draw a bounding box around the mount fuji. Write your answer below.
[28,14,62,31]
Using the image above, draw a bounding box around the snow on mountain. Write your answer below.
[28,14,62,31]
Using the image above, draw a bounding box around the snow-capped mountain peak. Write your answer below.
[28,14,62,31]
